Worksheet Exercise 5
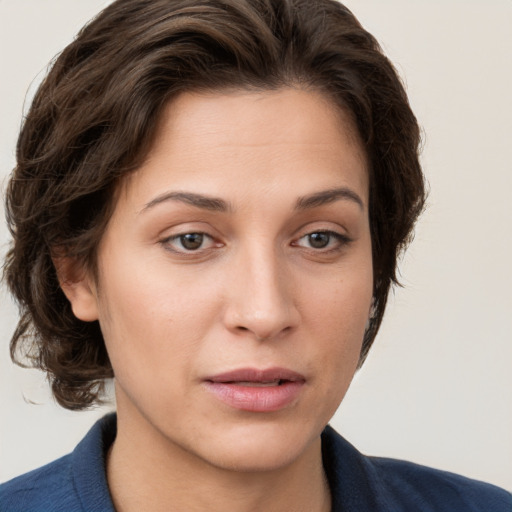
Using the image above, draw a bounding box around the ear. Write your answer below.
[53,255,99,322]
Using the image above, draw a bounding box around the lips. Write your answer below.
[203,368,306,412]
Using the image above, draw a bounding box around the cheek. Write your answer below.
[94,254,219,383]
[296,277,371,428]
[302,259,373,369]
[305,257,373,325]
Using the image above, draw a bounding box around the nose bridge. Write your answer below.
[224,238,298,340]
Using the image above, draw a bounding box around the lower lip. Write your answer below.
[204,381,304,412]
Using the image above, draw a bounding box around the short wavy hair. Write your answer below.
[3,0,425,409]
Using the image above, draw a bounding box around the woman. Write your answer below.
[1,1,510,511]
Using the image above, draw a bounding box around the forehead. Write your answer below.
[117,87,369,209]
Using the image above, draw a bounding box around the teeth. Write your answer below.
[234,380,281,387]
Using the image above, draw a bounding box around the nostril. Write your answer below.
[226,297,299,341]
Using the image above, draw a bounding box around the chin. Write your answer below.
[188,419,323,473]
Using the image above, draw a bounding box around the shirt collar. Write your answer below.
[71,414,382,512]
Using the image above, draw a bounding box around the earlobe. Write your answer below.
[53,256,99,322]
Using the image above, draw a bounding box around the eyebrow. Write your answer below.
[295,187,364,211]
[141,186,364,214]
[142,191,230,213]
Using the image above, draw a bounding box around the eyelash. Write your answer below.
[293,230,352,252]
[161,232,217,253]
[160,229,351,255]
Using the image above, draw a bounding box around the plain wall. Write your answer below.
[1,0,511,490]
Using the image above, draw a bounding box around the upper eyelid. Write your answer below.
[164,230,212,239]
[294,225,350,240]
[157,221,351,243]
[158,224,218,241]
[297,229,349,240]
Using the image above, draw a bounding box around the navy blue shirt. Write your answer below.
[1,414,511,511]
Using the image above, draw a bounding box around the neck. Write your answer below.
[107,410,331,512]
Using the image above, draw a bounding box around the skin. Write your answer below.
[61,88,373,512]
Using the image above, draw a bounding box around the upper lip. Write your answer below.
[205,367,306,383]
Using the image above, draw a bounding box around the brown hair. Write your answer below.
[3,0,425,409]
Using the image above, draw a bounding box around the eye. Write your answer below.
[293,230,350,251]
[162,232,216,252]
[306,232,331,249]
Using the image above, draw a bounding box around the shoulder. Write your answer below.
[322,425,512,512]
[1,414,116,512]
[0,455,79,512]
[369,455,512,511]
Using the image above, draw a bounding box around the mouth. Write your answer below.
[234,380,284,387]
[204,368,306,412]
[206,367,305,384]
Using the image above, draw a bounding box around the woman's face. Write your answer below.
[71,88,373,472]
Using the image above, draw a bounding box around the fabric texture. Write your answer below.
[1,414,511,511]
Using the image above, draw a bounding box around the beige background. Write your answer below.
[1,0,511,490]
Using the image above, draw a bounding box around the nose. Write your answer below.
[222,244,300,341]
